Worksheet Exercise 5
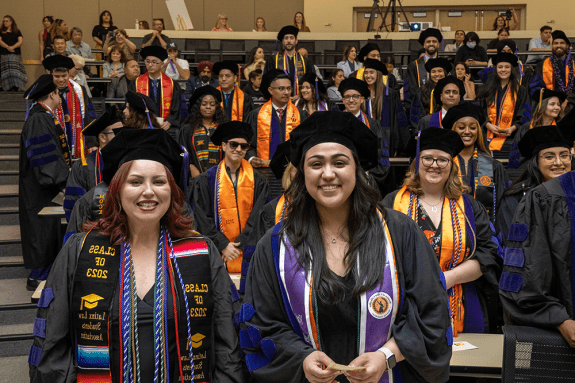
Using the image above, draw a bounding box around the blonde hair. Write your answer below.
[401,159,470,199]
[215,14,230,29]
[69,54,85,66]
[282,163,294,190]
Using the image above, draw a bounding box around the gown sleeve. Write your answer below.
[513,86,532,129]
[245,108,260,161]
[29,233,86,383]
[167,81,183,127]
[63,160,88,222]
[499,186,572,328]
[234,173,270,251]
[386,210,452,383]
[189,173,231,252]
[495,194,522,245]
[242,231,316,383]
[243,94,255,122]
[208,239,245,383]
[64,190,93,244]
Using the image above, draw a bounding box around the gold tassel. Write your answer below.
[80,132,87,166]
[430,88,435,115]
[538,88,544,112]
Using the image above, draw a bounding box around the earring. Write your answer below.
[118,201,122,211]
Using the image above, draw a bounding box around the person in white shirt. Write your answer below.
[527,26,553,64]
[162,42,190,86]
[444,30,465,53]
[68,54,92,98]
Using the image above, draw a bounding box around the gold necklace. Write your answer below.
[420,196,444,213]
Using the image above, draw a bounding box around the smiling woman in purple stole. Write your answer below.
[29,128,244,383]
[240,111,452,383]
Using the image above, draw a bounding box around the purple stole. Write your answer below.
[430,111,442,128]
[272,216,401,383]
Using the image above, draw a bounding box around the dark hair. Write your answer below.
[281,151,388,304]
[464,31,481,45]
[420,77,441,114]
[1,15,18,34]
[327,69,344,88]
[269,73,291,88]
[297,80,331,111]
[342,45,357,61]
[540,25,552,33]
[248,69,263,88]
[244,46,263,68]
[455,61,470,76]
[492,15,506,31]
[453,29,465,43]
[292,12,307,30]
[70,27,82,36]
[106,45,127,63]
[53,34,66,43]
[99,10,113,26]
[50,19,69,40]
[185,94,228,128]
[153,18,164,28]
[381,55,395,66]
[43,16,54,24]
[498,156,543,206]
[362,69,383,120]
[126,107,162,129]
[37,88,58,102]
[83,161,194,244]
[479,64,518,105]
[498,27,510,37]
[140,20,150,29]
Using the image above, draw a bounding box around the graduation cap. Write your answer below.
[261,69,287,99]
[363,58,388,75]
[80,293,104,310]
[442,102,487,130]
[188,85,222,110]
[433,76,465,107]
[212,60,240,76]
[101,128,185,185]
[412,127,464,173]
[289,111,378,170]
[125,90,158,116]
[269,141,292,179]
[418,28,443,45]
[424,58,452,74]
[24,75,57,121]
[140,45,168,61]
[533,87,567,106]
[496,39,517,54]
[358,43,380,63]
[557,106,575,145]
[300,72,326,98]
[82,105,122,137]
[552,30,571,46]
[338,78,370,99]
[210,121,253,146]
[493,52,518,67]
[191,333,205,348]
[518,125,570,158]
[277,25,299,41]
[42,55,74,72]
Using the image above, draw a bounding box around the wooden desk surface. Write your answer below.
[450,333,503,378]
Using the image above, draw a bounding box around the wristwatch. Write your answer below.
[378,346,396,370]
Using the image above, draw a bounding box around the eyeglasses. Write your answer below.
[420,156,451,168]
[539,152,573,164]
[342,94,362,101]
[145,60,162,66]
[227,140,250,150]
[270,86,293,93]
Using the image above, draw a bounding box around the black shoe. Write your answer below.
[26,278,40,291]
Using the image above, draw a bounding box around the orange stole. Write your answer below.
[256,100,301,163]
[135,73,174,120]
[218,85,245,121]
[487,86,515,151]
[542,57,575,90]
[216,159,255,273]
[274,194,286,223]
[393,186,468,336]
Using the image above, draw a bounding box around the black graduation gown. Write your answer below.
[177,123,222,174]
[457,152,510,222]
[244,105,310,161]
[264,52,315,96]
[499,173,575,328]
[361,114,391,197]
[63,150,99,221]
[495,190,528,246]
[242,209,452,383]
[189,166,270,253]
[404,56,428,111]
[18,104,70,269]
[29,233,244,383]
[144,76,185,139]
[479,84,531,161]
[221,88,255,122]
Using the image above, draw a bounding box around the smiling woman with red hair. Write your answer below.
[29,128,244,383]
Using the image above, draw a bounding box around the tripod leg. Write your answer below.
[381,1,393,32]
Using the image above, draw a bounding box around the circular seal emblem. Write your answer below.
[368,292,392,319]
[480,176,492,186]
[502,116,511,125]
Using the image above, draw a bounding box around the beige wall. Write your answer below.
[4,0,303,62]
[304,0,571,33]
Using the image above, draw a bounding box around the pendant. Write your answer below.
[64,114,71,123]
[332,238,336,244]
[432,206,438,213]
